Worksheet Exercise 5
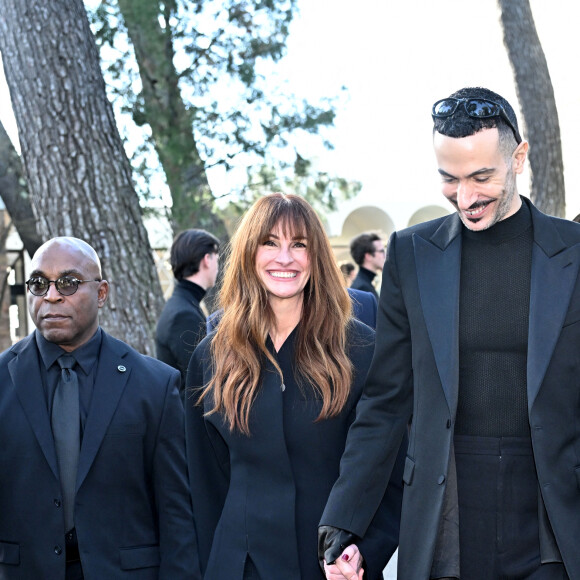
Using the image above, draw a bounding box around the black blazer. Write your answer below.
[156,279,207,388]
[321,197,580,577]
[186,320,405,579]
[0,331,198,579]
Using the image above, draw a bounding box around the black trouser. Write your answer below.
[454,436,568,580]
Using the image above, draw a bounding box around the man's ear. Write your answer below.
[512,140,529,175]
[200,253,211,270]
[97,280,109,308]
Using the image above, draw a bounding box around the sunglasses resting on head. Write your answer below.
[432,97,522,144]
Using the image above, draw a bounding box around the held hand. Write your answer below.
[318,525,356,569]
[323,544,364,580]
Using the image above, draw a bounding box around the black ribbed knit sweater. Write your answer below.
[455,201,533,437]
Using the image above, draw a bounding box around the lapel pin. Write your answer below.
[117,365,127,373]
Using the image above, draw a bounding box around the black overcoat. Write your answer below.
[186,320,405,579]
[321,197,580,578]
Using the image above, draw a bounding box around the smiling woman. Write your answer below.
[255,226,311,317]
[184,192,403,579]
[204,192,352,431]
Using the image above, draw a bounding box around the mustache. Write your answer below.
[466,201,490,211]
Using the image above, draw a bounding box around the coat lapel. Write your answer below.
[10,336,60,480]
[414,215,462,416]
[527,204,580,410]
[76,333,130,489]
[415,200,579,417]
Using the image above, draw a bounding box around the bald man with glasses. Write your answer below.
[0,237,199,579]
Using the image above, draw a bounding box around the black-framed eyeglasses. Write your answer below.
[432,97,522,144]
[26,276,102,297]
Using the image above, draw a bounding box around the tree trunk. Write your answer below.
[498,0,565,217]
[0,209,13,351]
[0,120,42,256]
[0,0,164,354]
[116,0,228,239]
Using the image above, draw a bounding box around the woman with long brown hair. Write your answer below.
[185,193,402,579]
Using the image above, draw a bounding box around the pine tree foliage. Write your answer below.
[87,0,358,234]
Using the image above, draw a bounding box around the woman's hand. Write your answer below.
[323,544,364,580]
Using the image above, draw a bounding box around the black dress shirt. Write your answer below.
[36,328,102,436]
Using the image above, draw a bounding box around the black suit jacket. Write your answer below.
[186,320,405,579]
[156,279,207,389]
[321,198,580,578]
[0,330,198,579]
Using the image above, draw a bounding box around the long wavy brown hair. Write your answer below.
[201,193,353,434]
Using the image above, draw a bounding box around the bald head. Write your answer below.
[32,237,102,279]
[27,237,109,351]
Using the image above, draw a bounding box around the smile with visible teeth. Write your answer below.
[465,203,490,217]
[270,271,297,278]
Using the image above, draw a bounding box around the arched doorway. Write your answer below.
[407,205,450,227]
[333,206,395,262]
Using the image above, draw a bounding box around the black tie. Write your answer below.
[52,354,80,532]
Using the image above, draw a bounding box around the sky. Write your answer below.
[1,0,579,237]
[273,0,580,233]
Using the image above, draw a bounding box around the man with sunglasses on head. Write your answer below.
[319,87,579,579]
[0,237,199,579]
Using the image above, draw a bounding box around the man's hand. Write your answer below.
[318,525,356,568]
[323,544,364,580]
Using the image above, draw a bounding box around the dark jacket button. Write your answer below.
[54,546,63,555]
[54,499,62,507]
[446,419,451,428]
[437,475,446,485]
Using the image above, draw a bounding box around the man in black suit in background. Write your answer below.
[156,229,219,390]
[349,232,385,299]
[0,237,198,579]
